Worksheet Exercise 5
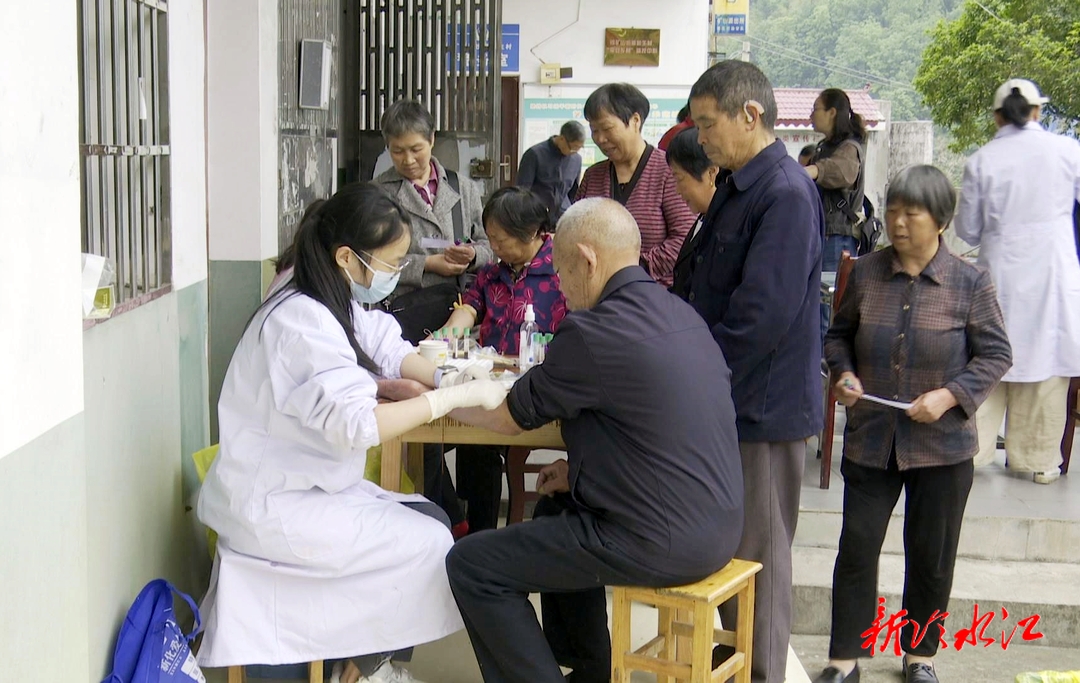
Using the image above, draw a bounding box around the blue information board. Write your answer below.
[446,24,520,74]
[715,14,747,35]
[502,24,520,73]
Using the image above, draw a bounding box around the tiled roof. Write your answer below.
[773,88,885,129]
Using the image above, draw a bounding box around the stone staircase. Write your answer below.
[792,453,1080,652]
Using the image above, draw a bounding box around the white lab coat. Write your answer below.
[196,291,463,667]
[954,121,1080,382]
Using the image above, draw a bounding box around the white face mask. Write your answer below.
[343,250,401,304]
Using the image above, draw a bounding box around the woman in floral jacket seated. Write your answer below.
[438,187,568,533]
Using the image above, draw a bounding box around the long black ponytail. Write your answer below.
[258,183,410,374]
[998,89,1034,128]
[819,88,867,143]
[275,199,327,275]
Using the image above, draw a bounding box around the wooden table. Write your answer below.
[377,417,565,493]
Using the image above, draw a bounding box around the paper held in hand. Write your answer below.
[860,394,914,411]
[420,237,455,250]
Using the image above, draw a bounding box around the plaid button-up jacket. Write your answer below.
[825,243,1012,470]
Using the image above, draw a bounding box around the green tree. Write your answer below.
[715,0,963,121]
[915,0,1080,151]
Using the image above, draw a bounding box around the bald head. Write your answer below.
[552,198,643,311]
[555,198,641,260]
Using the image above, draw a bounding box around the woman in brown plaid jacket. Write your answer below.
[814,165,1012,683]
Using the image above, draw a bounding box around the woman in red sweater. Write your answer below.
[576,83,695,287]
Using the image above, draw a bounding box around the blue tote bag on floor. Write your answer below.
[101,579,206,683]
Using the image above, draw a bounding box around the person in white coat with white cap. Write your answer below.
[954,78,1080,484]
[196,182,508,683]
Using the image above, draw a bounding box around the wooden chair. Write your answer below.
[504,446,543,525]
[610,559,762,683]
[1061,377,1079,475]
[819,251,857,489]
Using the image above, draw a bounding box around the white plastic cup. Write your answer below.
[417,339,448,364]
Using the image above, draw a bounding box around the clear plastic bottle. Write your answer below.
[518,305,539,372]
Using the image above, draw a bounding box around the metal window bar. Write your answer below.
[77,0,171,305]
[356,0,499,130]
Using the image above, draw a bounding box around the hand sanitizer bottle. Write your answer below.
[518,305,538,372]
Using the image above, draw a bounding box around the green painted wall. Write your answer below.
[0,281,211,681]
[0,415,90,681]
[177,280,214,589]
[208,260,266,441]
[82,289,193,678]
[178,279,211,503]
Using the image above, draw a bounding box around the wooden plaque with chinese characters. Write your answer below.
[604,28,661,67]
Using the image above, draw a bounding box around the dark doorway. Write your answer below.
[500,76,520,187]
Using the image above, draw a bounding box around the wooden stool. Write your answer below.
[227,661,323,683]
[611,559,762,683]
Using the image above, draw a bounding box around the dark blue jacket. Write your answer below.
[680,140,825,443]
[509,267,743,576]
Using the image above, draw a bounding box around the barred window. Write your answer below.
[77,0,171,306]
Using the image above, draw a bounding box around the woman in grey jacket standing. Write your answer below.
[374,99,494,538]
[374,99,493,344]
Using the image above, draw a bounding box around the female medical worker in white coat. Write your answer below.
[196,182,508,683]
[954,78,1080,485]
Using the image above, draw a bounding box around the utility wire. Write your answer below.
[739,35,919,92]
[747,44,919,93]
[746,36,919,91]
[529,0,585,64]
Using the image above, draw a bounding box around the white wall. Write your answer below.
[0,417,90,681]
[83,297,189,678]
[0,1,85,459]
[503,0,709,87]
[1,1,208,679]
[170,0,209,289]
[207,0,280,262]
[80,2,210,673]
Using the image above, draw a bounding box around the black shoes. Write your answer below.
[812,663,860,683]
[904,660,939,682]
[711,643,736,669]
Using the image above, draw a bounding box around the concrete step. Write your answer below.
[794,509,1080,564]
[792,546,1080,648]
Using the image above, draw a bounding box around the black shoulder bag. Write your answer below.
[384,170,467,344]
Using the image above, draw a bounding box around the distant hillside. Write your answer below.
[715,0,964,120]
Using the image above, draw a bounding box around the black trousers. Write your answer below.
[445,494,707,683]
[423,443,465,526]
[456,444,507,532]
[829,453,973,660]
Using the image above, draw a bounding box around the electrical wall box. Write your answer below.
[299,39,332,110]
[540,63,562,84]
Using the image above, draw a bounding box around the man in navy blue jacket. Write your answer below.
[680,60,825,683]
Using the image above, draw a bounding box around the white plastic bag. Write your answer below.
[82,253,117,319]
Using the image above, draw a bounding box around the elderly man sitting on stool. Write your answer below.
[445,198,745,683]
